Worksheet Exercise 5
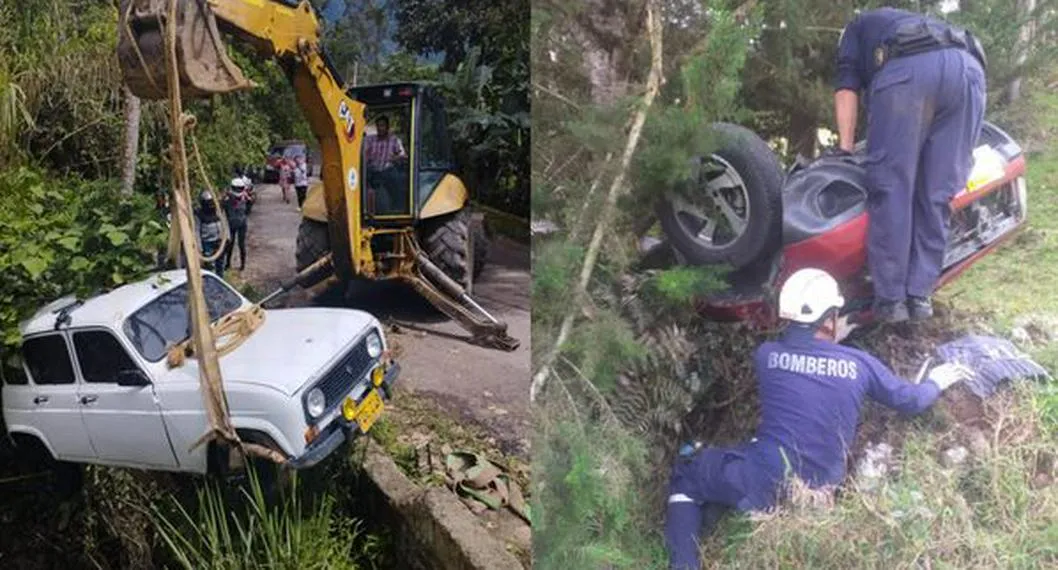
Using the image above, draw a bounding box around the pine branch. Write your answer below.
[531,0,665,403]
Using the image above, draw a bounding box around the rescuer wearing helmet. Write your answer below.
[223,177,250,271]
[664,268,972,570]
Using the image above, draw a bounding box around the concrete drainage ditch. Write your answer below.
[355,440,527,570]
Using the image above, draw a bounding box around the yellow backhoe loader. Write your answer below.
[118,0,518,351]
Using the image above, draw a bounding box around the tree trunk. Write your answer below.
[120,85,141,196]
[788,109,818,159]
[1005,0,1036,105]
[531,0,664,403]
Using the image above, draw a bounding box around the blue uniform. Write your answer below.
[835,8,986,303]
[665,325,941,570]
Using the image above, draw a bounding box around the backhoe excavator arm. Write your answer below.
[119,0,368,282]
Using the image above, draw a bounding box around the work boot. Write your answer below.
[908,296,933,321]
[873,299,909,323]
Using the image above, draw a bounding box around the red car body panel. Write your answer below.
[699,154,1028,328]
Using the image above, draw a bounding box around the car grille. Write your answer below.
[316,339,372,411]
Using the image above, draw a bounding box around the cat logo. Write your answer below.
[874,46,886,68]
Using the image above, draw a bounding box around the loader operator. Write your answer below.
[832,8,986,323]
[664,268,972,570]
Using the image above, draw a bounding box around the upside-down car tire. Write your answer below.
[657,122,785,268]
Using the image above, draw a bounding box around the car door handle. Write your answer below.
[80,395,98,405]
[32,396,49,405]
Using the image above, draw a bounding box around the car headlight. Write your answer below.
[366,330,382,358]
[306,387,326,418]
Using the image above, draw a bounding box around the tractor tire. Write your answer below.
[295,218,330,274]
[420,209,473,292]
[657,122,784,269]
[473,222,488,280]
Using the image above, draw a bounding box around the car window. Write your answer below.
[283,145,305,159]
[21,335,75,385]
[1,350,28,385]
[73,330,142,383]
[123,276,245,362]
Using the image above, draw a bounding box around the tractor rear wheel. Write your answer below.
[295,218,330,277]
[420,209,474,293]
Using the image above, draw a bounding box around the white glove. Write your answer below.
[927,363,974,391]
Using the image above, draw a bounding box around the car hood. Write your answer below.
[215,308,376,396]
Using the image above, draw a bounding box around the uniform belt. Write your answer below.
[878,21,987,71]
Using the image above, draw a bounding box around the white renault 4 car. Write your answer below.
[1,270,399,477]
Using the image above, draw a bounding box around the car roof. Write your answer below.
[20,270,191,337]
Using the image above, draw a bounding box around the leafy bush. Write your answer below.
[0,167,165,346]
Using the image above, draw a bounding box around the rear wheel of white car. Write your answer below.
[657,122,784,268]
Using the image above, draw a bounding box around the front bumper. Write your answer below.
[288,362,400,470]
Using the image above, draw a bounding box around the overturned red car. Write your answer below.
[645,121,1027,330]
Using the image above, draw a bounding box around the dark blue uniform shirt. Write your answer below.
[836,7,945,93]
[751,326,940,487]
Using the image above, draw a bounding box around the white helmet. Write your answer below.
[230,177,247,188]
[778,268,845,324]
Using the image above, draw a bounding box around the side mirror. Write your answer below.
[117,369,151,387]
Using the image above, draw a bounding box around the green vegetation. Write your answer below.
[532,1,1058,568]
[0,1,528,568]
[154,472,383,570]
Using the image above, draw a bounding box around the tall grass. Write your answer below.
[699,387,1058,569]
[153,471,383,570]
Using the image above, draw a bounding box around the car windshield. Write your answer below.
[283,146,305,159]
[123,276,245,362]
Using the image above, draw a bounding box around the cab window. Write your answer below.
[21,335,75,385]
[73,330,142,384]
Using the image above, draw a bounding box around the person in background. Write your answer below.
[294,154,309,210]
[278,156,292,204]
[195,190,225,277]
[224,178,250,271]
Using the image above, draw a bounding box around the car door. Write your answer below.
[71,328,178,469]
[7,334,96,460]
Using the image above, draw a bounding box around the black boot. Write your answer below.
[907,296,933,321]
[873,299,909,323]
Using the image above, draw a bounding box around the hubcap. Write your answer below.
[669,155,750,251]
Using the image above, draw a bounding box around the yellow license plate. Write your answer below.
[345,389,384,433]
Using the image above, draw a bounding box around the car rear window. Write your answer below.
[123,276,244,362]
[21,335,75,385]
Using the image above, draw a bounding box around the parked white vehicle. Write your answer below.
[1,270,399,476]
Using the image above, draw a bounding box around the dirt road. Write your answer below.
[236,183,531,456]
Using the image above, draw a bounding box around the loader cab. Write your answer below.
[347,82,460,222]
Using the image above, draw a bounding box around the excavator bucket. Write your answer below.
[117,0,252,100]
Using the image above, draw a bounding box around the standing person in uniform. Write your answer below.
[293,154,309,210]
[663,268,971,570]
[833,8,987,322]
[224,177,250,271]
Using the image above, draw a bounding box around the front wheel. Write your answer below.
[419,209,474,293]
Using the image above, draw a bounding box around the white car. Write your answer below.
[1,270,399,476]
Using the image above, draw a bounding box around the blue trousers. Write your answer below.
[664,442,785,570]
[865,48,985,302]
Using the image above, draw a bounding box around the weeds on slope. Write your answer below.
[699,384,1058,569]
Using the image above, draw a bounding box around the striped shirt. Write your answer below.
[364,134,406,169]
